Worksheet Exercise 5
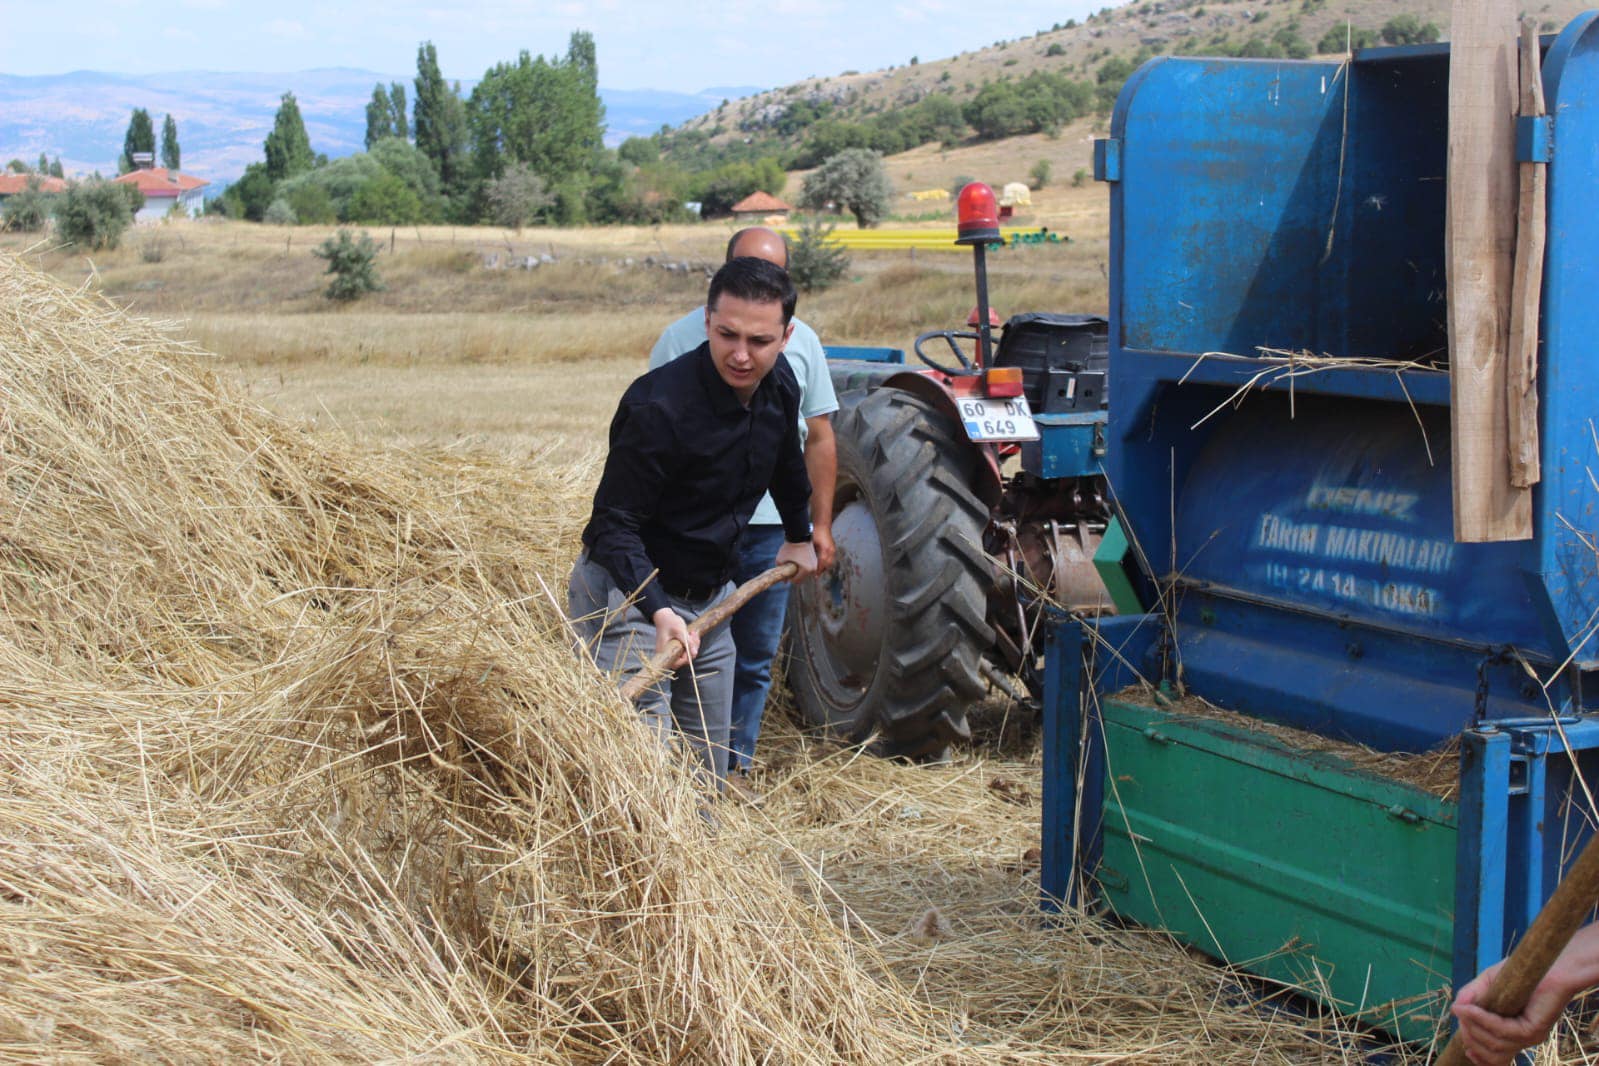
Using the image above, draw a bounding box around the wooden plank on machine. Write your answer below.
[1447,0,1533,541]
[1507,16,1546,489]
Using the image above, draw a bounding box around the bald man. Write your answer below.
[649,227,838,789]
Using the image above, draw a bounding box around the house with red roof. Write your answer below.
[0,174,68,199]
[112,165,209,221]
[729,190,791,221]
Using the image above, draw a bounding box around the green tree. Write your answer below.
[285,182,337,224]
[49,157,64,178]
[56,179,133,249]
[484,161,553,228]
[365,81,409,148]
[964,82,1031,139]
[617,135,659,166]
[160,114,181,170]
[348,173,423,224]
[225,162,277,221]
[1317,24,1378,52]
[466,31,605,192]
[794,119,870,169]
[917,93,968,144]
[264,92,315,181]
[787,215,850,292]
[413,42,470,201]
[1380,14,1440,44]
[591,154,690,225]
[368,137,442,218]
[365,84,392,147]
[36,152,48,173]
[800,148,892,229]
[690,156,786,217]
[312,229,384,302]
[120,108,155,173]
[277,154,384,221]
[4,159,25,173]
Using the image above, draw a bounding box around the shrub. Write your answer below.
[1046,42,1067,56]
[950,174,977,198]
[484,162,554,230]
[312,229,384,303]
[1072,167,1089,187]
[56,180,134,250]
[788,216,851,293]
[264,198,297,226]
[1,180,54,232]
[1317,24,1377,52]
[1380,14,1440,44]
[1029,159,1052,190]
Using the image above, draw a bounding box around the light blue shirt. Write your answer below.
[650,306,838,527]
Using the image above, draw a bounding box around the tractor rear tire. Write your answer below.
[786,387,994,758]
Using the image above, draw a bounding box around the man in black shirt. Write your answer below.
[569,257,817,790]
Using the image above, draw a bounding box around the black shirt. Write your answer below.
[581,342,812,618]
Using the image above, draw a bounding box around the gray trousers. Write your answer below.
[568,554,736,790]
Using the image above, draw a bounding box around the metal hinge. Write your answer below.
[1094,138,1122,183]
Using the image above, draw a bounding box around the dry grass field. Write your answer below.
[1,203,1107,451]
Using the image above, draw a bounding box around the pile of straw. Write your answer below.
[4,249,1525,1063]
[0,252,941,1062]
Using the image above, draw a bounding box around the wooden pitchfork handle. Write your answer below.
[617,562,799,702]
[1436,830,1599,1065]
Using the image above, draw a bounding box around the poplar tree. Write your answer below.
[120,108,155,173]
[160,114,181,171]
[413,43,468,195]
[263,92,315,181]
[365,81,409,148]
[466,32,604,190]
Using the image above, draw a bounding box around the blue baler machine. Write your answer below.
[1043,14,1599,1040]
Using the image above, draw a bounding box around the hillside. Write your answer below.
[676,0,1587,156]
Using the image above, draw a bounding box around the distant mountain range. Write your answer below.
[0,69,759,186]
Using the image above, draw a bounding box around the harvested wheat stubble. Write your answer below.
[10,248,1571,1064]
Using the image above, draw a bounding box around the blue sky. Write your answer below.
[0,0,1102,93]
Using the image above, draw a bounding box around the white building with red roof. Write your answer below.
[112,166,209,221]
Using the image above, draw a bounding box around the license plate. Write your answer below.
[957,395,1039,442]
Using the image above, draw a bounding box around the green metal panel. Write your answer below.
[1098,698,1456,1041]
[1092,516,1143,615]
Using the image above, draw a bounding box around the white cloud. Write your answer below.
[161,26,201,43]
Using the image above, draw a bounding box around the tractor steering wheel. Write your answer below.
[913,330,979,376]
